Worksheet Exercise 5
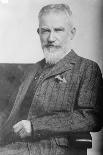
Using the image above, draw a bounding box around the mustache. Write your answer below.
[44,44,60,48]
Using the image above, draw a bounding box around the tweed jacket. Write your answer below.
[0,50,103,146]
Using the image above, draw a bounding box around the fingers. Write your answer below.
[13,123,27,138]
[13,121,23,133]
[13,120,31,138]
[18,128,28,138]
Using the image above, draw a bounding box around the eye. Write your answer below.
[40,28,50,34]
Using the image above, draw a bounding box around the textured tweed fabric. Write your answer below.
[0,50,103,155]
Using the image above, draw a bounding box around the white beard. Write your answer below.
[43,47,69,65]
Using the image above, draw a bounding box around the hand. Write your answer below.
[13,120,32,138]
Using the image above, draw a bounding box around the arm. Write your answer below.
[17,62,103,139]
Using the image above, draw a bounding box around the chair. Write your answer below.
[69,132,92,155]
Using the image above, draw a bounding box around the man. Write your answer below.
[0,3,103,155]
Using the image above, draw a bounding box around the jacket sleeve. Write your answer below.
[30,62,103,139]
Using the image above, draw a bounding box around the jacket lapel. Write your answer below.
[42,50,79,80]
[7,61,44,120]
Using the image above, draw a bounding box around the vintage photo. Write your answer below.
[0,0,103,155]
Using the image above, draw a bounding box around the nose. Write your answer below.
[48,31,56,43]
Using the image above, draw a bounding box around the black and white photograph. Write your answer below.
[0,0,103,155]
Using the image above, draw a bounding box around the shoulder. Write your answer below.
[76,54,101,73]
[71,50,100,70]
[72,51,102,79]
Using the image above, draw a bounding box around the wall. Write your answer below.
[0,0,103,154]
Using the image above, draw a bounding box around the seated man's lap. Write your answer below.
[0,142,29,155]
[0,140,69,155]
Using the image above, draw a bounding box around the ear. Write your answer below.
[70,27,76,40]
[37,28,39,34]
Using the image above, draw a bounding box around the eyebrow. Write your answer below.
[41,27,49,29]
[40,27,65,31]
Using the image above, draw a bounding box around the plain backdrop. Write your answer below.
[0,0,103,154]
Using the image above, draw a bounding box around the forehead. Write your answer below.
[39,11,70,28]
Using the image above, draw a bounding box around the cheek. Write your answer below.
[59,34,70,45]
[40,35,48,44]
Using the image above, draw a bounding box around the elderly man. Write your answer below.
[0,3,103,155]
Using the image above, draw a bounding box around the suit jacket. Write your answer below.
[0,50,103,146]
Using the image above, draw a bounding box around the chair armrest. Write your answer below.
[69,132,92,149]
